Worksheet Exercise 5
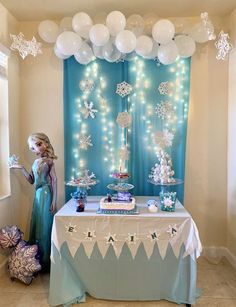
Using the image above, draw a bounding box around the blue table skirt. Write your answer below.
[49,242,199,306]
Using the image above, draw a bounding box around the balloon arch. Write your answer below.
[38,11,215,65]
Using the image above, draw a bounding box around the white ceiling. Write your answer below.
[1,0,236,21]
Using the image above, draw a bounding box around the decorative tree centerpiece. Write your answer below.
[149,149,175,184]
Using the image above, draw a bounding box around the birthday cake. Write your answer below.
[99,192,136,213]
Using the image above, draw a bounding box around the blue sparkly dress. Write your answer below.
[29,159,54,270]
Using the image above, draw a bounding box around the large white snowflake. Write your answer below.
[81,101,98,119]
[79,79,94,92]
[116,81,132,97]
[215,31,233,61]
[79,134,93,150]
[155,101,173,119]
[10,32,42,59]
[153,129,174,149]
[119,147,129,161]
[116,112,132,128]
[158,81,173,95]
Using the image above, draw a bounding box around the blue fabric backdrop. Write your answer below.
[64,57,191,203]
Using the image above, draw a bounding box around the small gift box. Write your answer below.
[159,191,177,212]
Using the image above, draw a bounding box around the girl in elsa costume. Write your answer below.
[11,133,57,271]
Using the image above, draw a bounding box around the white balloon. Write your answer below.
[56,31,82,56]
[38,20,59,43]
[106,11,126,36]
[152,19,175,44]
[102,40,121,62]
[143,40,159,59]
[59,17,73,32]
[89,24,110,46]
[143,13,158,35]
[126,14,144,37]
[54,44,70,59]
[74,42,94,64]
[189,23,208,43]
[115,30,137,53]
[72,12,93,36]
[157,41,179,65]
[135,35,153,56]
[92,44,104,59]
[79,25,92,39]
[174,35,196,57]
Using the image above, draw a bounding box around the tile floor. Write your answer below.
[0,257,236,307]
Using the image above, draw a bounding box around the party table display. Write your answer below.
[98,171,138,214]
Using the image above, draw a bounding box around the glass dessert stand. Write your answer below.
[66,179,99,212]
[97,173,138,215]
[148,178,184,212]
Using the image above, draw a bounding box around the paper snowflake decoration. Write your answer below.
[155,101,173,119]
[8,154,21,168]
[119,147,129,161]
[153,129,174,149]
[215,31,233,61]
[10,32,42,59]
[166,224,178,237]
[116,81,132,97]
[125,233,139,245]
[158,81,173,95]
[83,229,96,241]
[147,230,160,242]
[163,197,174,208]
[116,112,132,128]
[79,79,94,92]
[65,223,77,235]
[79,134,93,150]
[81,101,98,119]
[105,233,117,245]
[201,12,216,41]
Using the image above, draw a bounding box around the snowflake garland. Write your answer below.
[155,101,173,120]
[79,134,93,150]
[215,31,233,61]
[116,81,132,98]
[79,79,95,92]
[81,101,98,119]
[166,224,178,237]
[158,81,173,95]
[10,32,42,59]
[116,112,132,128]
[153,129,174,149]
[119,147,129,161]
[65,223,77,235]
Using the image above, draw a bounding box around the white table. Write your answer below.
[49,196,202,307]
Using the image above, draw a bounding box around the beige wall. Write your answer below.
[228,9,236,257]
[0,3,20,266]
[0,6,232,263]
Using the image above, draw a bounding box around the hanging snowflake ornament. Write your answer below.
[215,31,233,60]
[116,112,132,128]
[10,32,42,59]
[201,12,216,40]
[158,81,173,95]
[119,147,129,161]
[79,79,94,92]
[79,134,93,150]
[153,129,174,149]
[116,81,132,97]
[155,101,173,120]
[81,101,98,119]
